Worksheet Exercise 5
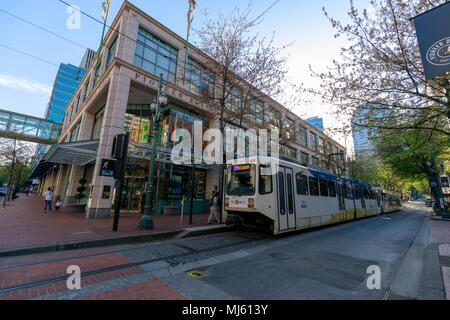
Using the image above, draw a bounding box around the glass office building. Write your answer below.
[45,63,86,123]
[307,117,324,132]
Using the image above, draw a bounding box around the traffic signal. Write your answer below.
[112,133,129,160]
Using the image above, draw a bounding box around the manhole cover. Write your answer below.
[270,252,294,261]
[186,270,205,278]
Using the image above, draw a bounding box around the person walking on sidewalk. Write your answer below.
[208,191,220,225]
[44,187,53,213]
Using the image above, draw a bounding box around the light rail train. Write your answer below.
[224,157,402,235]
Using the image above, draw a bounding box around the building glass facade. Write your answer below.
[134,27,178,83]
[45,63,86,124]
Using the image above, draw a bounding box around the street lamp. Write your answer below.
[139,74,168,230]
[425,151,448,218]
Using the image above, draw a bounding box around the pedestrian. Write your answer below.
[44,187,53,213]
[55,199,62,212]
[25,187,29,196]
[208,190,220,225]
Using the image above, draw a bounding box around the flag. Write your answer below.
[187,0,196,24]
[412,2,450,80]
[102,0,111,21]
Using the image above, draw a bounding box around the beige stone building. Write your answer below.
[32,1,346,219]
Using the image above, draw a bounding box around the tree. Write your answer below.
[0,138,35,204]
[309,0,449,137]
[191,3,297,211]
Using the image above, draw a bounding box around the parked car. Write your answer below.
[425,198,434,207]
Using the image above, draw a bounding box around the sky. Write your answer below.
[0,0,373,149]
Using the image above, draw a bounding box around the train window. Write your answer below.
[227,165,256,196]
[309,177,320,196]
[328,181,337,197]
[287,174,294,214]
[296,173,309,195]
[319,180,329,197]
[259,166,273,195]
[345,182,353,199]
[364,189,369,199]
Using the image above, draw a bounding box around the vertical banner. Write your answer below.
[412,2,450,80]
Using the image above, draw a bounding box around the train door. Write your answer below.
[361,188,366,215]
[277,167,296,232]
[337,182,345,212]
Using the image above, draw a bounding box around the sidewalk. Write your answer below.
[428,217,450,300]
[0,194,212,252]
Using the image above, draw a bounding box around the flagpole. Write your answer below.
[183,4,193,85]
[94,1,111,82]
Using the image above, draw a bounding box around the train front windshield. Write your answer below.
[227,165,256,196]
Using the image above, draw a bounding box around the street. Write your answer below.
[0,201,447,300]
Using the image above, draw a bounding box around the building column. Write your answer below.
[86,69,131,219]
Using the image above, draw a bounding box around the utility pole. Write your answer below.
[3,138,17,206]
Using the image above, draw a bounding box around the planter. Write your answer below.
[163,206,180,215]
[64,203,87,213]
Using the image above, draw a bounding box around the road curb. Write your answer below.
[0,225,233,259]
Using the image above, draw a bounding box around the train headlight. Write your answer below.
[248,198,254,208]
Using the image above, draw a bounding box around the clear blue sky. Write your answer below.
[0,0,371,131]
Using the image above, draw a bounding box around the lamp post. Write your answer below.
[426,150,448,218]
[139,74,168,230]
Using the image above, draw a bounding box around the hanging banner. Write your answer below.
[412,2,450,80]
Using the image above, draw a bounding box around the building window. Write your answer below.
[248,97,264,125]
[299,126,307,146]
[225,85,242,113]
[83,78,90,103]
[312,156,319,166]
[281,145,297,160]
[185,57,214,98]
[310,132,318,151]
[106,37,117,69]
[300,152,309,165]
[91,106,105,140]
[70,122,80,142]
[134,28,178,83]
[319,137,325,154]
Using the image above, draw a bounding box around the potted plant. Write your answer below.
[65,178,88,213]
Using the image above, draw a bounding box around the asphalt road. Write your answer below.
[159,205,429,300]
[8,202,431,300]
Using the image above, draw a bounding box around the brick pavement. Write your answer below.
[429,217,450,300]
[0,195,210,250]
[81,279,187,300]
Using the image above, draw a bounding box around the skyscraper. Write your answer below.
[44,63,86,123]
[307,117,324,132]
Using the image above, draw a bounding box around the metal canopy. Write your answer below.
[43,140,100,166]
[30,140,99,179]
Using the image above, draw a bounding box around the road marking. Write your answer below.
[71,231,93,235]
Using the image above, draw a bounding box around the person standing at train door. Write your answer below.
[208,191,220,225]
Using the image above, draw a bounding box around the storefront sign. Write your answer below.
[134,72,206,109]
